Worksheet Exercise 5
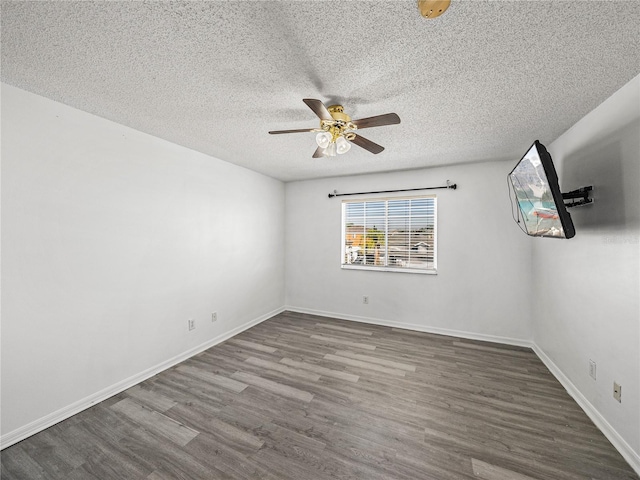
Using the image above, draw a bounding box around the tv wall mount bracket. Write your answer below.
[562,186,593,208]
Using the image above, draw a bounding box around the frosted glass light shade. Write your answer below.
[325,142,337,157]
[316,131,332,149]
[336,136,351,154]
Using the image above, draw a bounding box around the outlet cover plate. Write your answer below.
[613,382,622,402]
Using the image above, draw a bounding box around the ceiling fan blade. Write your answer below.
[350,134,385,154]
[303,98,332,121]
[312,146,326,158]
[268,128,316,134]
[352,113,400,129]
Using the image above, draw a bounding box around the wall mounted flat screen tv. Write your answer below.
[508,140,575,239]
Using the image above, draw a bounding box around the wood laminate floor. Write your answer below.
[2,311,638,479]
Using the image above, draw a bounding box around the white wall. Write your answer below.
[1,84,285,445]
[285,161,533,344]
[532,75,640,466]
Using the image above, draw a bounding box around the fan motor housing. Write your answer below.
[327,105,351,123]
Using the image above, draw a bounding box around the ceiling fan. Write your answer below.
[269,99,400,158]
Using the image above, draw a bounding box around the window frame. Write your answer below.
[340,194,437,275]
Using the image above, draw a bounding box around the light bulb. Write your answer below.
[316,131,332,149]
[336,136,352,154]
[325,142,337,157]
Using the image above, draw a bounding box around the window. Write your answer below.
[341,195,437,274]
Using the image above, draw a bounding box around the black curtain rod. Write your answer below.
[328,182,457,198]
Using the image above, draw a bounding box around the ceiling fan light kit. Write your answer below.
[269,99,400,158]
[316,131,332,149]
[335,136,352,155]
[314,104,356,157]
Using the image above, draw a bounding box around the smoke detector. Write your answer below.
[418,0,450,19]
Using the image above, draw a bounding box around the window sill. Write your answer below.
[341,264,437,275]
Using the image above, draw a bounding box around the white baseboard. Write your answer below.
[0,306,284,450]
[532,345,640,476]
[285,306,533,348]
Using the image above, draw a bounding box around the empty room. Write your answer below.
[1,1,639,479]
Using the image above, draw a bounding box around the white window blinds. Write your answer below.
[342,196,437,273]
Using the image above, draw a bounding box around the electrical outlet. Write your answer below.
[613,382,622,402]
[589,360,596,380]
[188,319,195,331]
[363,295,369,304]
[212,312,217,322]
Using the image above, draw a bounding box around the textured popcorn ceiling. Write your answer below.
[2,1,639,181]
